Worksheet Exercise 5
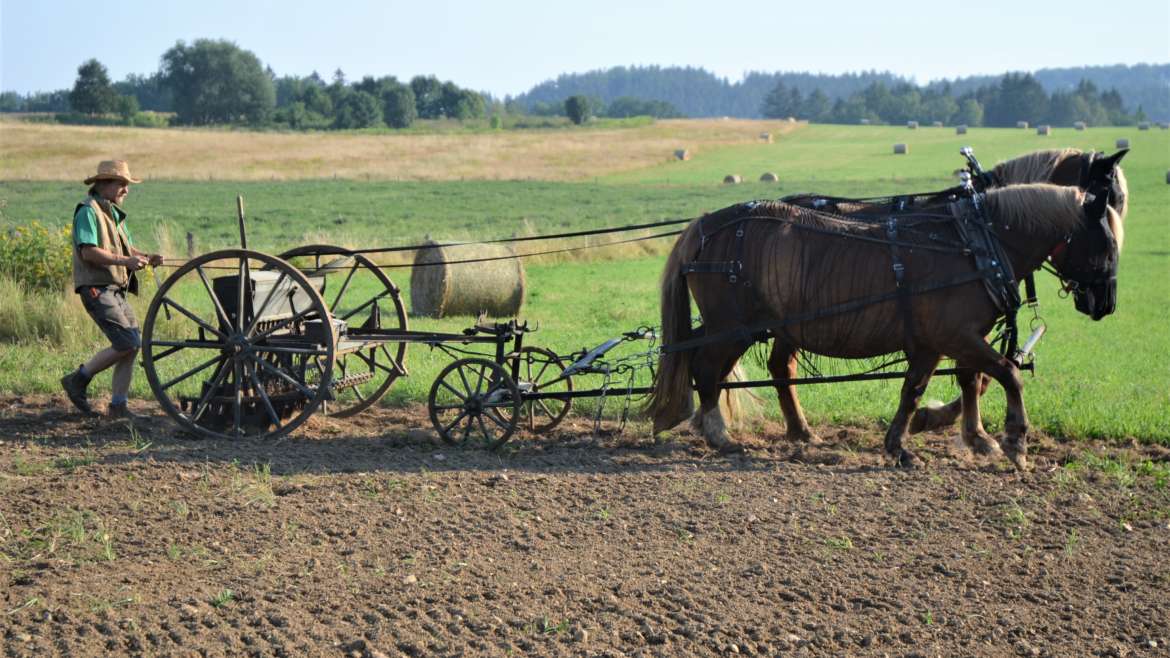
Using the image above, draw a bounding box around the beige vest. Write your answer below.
[72,196,136,293]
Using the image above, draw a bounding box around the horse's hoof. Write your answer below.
[967,433,1003,456]
[715,441,744,455]
[890,449,924,469]
[1000,439,1030,471]
[787,430,822,445]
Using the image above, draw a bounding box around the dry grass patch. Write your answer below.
[0,117,802,182]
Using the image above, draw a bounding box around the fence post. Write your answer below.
[186,232,195,259]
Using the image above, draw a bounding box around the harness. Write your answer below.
[668,191,1025,357]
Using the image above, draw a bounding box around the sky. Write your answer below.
[1,0,1167,96]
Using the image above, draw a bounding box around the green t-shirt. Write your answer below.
[72,199,132,248]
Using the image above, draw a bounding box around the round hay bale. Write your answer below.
[955,124,968,135]
[786,116,797,123]
[859,118,870,125]
[1016,121,1029,129]
[1138,122,1150,131]
[1116,138,1130,149]
[759,132,773,143]
[410,241,526,319]
[723,174,742,184]
[931,121,943,128]
[674,149,691,161]
[1159,122,1169,130]
[759,172,779,182]
[1074,121,1087,131]
[906,121,918,129]
[893,143,908,155]
[1036,125,1051,136]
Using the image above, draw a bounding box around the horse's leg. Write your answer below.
[767,345,819,443]
[947,333,1031,469]
[955,367,1001,456]
[909,374,990,434]
[883,349,942,468]
[691,341,750,451]
[972,354,1029,471]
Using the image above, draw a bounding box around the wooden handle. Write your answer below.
[236,195,247,249]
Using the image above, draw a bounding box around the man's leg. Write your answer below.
[110,348,138,399]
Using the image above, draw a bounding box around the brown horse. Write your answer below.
[647,176,1123,469]
[766,149,1128,448]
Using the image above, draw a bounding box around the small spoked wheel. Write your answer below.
[502,346,572,434]
[278,245,409,417]
[428,358,520,450]
[141,249,336,440]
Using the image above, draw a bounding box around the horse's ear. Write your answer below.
[1086,149,1127,186]
[1100,149,1129,170]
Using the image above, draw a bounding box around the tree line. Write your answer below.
[0,39,488,130]
[760,74,1143,127]
[513,64,1167,123]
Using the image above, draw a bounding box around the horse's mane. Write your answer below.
[1107,205,1125,251]
[984,184,1084,236]
[993,148,1080,186]
[994,148,1129,221]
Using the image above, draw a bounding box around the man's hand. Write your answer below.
[148,254,164,267]
[123,254,150,271]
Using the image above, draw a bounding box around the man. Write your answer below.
[60,160,163,419]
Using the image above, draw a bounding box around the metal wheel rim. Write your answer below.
[277,244,408,418]
[141,249,336,440]
[503,346,572,434]
[428,358,520,450]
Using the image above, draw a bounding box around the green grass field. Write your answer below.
[1,123,1167,442]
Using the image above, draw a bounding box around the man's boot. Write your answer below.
[107,401,145,422]
[61,367,98,417]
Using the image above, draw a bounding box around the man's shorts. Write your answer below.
[79,285,141,351]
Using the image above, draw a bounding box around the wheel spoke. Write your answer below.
[151,344,185,362]
[163,297,227,341]
[476,414,494,443]
[439,380,468,402]
[331,263,359,314]
[249,362,281,427]
[161,353,225,391]
[151,339,227,350]
[339,291,390,322]
[442,410,468,436]
[536,398,559,420]
[232,359,243,436]
[484,407,512,430]
[473,363,487,396]
[191,358,232,422]
[195,264,232,331]
[457,364,473,397]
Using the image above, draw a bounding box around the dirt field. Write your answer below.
[1,395,1167,657]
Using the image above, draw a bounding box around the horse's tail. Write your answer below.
[646,223,699,431]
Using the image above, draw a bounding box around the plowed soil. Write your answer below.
[1,395,1167,658]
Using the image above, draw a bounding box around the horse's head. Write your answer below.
[1053,151,1127,320]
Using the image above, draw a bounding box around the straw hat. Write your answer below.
[84,160,142,185]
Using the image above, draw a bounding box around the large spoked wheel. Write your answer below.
[428,358,521,450]
[278,245,408,417]
[502,346,572,434]
[142,249,336,440]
